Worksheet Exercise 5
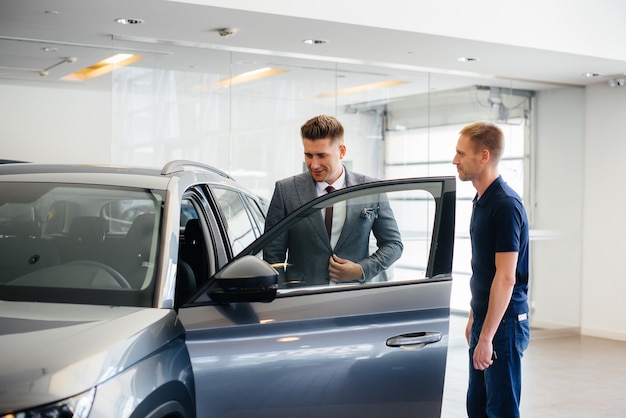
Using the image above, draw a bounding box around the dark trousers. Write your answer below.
[467,315,530,418]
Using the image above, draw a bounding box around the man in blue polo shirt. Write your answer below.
[453,121,530,418]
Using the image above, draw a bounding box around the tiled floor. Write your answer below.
[441,314,626,417]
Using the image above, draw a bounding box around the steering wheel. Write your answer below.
[67,260,132,289]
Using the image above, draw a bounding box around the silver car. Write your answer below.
[0,161,455,418]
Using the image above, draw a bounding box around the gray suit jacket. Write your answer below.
[264,167,403,285]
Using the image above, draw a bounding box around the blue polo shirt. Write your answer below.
[470,176,529,319]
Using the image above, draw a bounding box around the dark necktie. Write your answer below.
[325,185,335,239]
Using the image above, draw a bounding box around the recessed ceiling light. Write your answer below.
[115,18,144,25]
[458,57,479,62]
[41,47,58,52]
[303,39,328,45]
[582,72,600,78]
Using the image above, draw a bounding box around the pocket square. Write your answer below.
[360,207,379,220]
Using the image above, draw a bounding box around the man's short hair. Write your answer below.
[460,121,504,162]
[301,115,344,142]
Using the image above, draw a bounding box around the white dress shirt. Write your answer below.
[316,170,346,250]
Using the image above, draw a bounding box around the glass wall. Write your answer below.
[0,38,539,313]
[346,87,532,311]
[107,50,534,312]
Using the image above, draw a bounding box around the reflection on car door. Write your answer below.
[179,177,455,418]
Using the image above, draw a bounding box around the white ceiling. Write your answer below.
[1,0,625,100]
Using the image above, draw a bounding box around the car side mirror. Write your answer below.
[209,255,278,304]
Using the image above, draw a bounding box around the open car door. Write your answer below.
[180,176,455,418]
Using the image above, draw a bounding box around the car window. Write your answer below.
[101,198,159,234]
[244,194,265,237]
[211,187,258,255]
[255,179,449,291]
[0,182,163,307]
[176,197,211,305]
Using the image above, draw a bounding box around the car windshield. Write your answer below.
[0,182,163,307]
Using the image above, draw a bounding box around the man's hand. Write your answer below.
[328,254,363,282]
[473,338,494,371]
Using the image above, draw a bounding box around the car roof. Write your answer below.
[0,160,237,191]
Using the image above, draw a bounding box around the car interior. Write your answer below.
[0,184,162,294]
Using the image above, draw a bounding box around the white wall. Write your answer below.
[581,83,626,341]
[531,88,585,330]
[532,83,626,341]
[531,85,626,342]
[0,85,112,164]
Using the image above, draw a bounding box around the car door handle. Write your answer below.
[386,332,442,349]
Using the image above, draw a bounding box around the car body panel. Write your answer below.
[181,280,451,417]
[91,338,195,418]
[0,302,185,412]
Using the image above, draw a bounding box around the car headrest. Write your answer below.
[126,213,157,242]
[69,216,106,242]
[184,219,202,246]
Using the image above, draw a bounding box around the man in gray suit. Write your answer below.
[264,115,403,286]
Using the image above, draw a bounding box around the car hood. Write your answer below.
[0,301,183,413]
